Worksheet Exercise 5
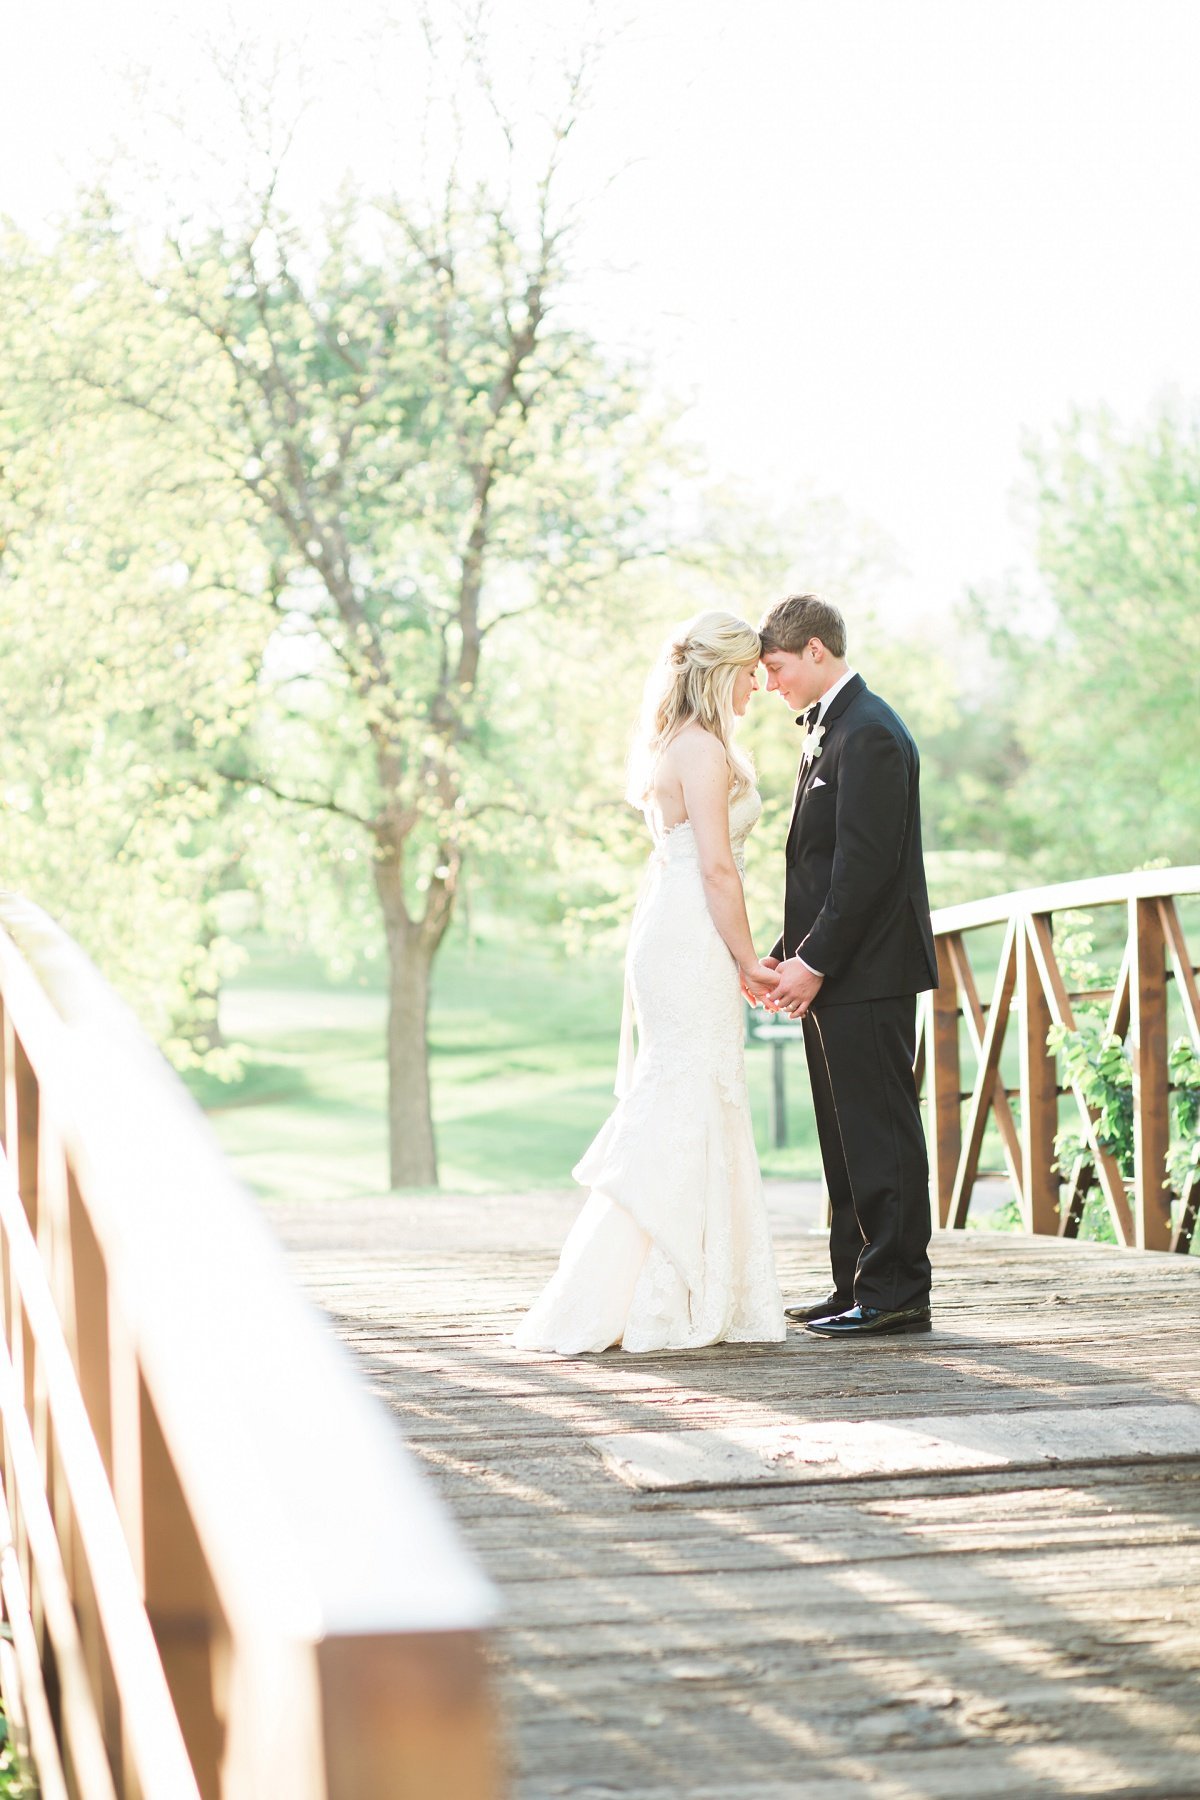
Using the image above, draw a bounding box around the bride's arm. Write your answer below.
[679,734,776,992]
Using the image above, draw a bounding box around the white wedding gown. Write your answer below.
[513,787,785,1354]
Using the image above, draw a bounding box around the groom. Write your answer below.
[757,594,937,1338]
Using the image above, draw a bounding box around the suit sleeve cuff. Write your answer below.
[794,954,824,978]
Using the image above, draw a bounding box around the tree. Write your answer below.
[0,324,263,1059]
[976,404,1200,879]
[0,41,670,1185]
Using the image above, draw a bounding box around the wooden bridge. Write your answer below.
[0,869,1198,1798]
[276,1188,1200,1799]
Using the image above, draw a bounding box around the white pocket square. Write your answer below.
[810,775,827,788]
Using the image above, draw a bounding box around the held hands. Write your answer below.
[739,958,782,1006]
[763,955,824,1019]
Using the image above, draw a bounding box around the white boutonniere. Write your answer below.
[800,721,826,761]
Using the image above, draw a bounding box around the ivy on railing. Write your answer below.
[1049,1020,1134,1177]
[1048,998,1200,1244]
[1168,1038,1200,1196]
[0,1706,29,1800]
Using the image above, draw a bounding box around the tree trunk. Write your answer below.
[383,923,438,1187]
[374,844,440,1187]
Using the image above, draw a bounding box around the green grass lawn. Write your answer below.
[186,929,821,1202]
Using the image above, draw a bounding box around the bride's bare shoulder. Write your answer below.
[665,723,724,770]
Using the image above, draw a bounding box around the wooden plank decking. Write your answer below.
[268,1187,1200,1800]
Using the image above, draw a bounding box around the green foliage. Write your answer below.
[0,356,262,1057]
[1049,1022,1134,1179]
[1050,1019,1200,1247]
[1046,918,1127,1244]
[969,1196,1025,1234]
[0,1706,30,1799]
[974,402,1200,880]
[1048,918,1200,1245]
[1049,1018,1129,1243]
[1168,1036,1200,1194]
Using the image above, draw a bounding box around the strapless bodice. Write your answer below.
[649,786,762,875]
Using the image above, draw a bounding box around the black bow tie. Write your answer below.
[796,705,820,729]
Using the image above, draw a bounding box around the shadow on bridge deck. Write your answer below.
[269,1186,1200,1800]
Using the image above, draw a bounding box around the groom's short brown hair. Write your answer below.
[759,593,847,659]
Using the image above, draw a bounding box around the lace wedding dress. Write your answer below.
[513,787,785,1354]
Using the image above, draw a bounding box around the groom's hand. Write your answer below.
[766,957,824,1018]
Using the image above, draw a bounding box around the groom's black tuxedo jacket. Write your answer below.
[772,675,938,1007]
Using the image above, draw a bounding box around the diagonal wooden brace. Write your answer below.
[1025,914,1135,1246]
[947,918,1021,1228]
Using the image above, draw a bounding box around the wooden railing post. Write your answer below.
[11,1032,39,1240]
[1130,895,1172,1250]
[317,1633,500,1800]
[1018,915,1059,1233]
[927,936,962,1227]
[139,1378,229,1800]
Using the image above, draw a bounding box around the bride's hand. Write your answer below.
[740,959,781,1004]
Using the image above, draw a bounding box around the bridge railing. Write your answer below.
[0,895,501,1800]
[919,866,1200,1253]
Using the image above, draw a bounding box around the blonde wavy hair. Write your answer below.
[627,610,761,808]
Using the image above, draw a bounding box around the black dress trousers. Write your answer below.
[802,995,932,1313]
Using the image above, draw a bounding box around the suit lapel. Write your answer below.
[819,672,865,731]
[786,735,820,845]
[786,675,867,846]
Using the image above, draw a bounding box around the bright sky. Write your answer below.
[6,0,1200,626]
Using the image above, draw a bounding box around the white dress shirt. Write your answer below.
[814,666,857,726]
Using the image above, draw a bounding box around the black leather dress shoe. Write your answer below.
[805,1303,932,1338]
[784,1294,851,1323]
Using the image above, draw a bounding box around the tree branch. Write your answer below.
[477,546,672,636]
[213,767,376,829]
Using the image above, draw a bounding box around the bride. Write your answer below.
[514,612,786,1355]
